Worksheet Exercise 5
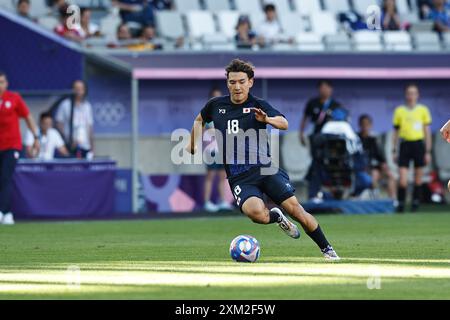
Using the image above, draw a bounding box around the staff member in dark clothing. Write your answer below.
[358,114,397,200]
[299,80,343,199]
[0,71,40,225]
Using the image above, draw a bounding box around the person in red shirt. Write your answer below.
[0,71,40,225]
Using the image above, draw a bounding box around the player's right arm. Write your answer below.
[186,113,205,155]
[440,120,450,143]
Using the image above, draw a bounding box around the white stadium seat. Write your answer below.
[235,0,262,13]
[186,11,216,38]
[353,0,379,16]
[296,32,325,51]
[155,11,185,39]
[279,12,305,37]
[38,16,59,31]
[310,12,338,36]
[0,0,14,11]
[100,15,122,40]
[204,0,231,11]
[322,0,351,14]
[383,31,412,51]
[353,30,383,51]
[216,11,240,38]
[396,0,411,15]
[413,32,442,52]
[292,0,322,15]
[173,0,201,12]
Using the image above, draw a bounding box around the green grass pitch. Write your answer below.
[1,212,450,299]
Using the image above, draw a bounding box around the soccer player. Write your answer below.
[440,119,450,192]
[187,59,340,261]
[0,71,40,225]
[392,83,432,213]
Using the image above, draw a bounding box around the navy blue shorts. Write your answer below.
[228,167,296,211]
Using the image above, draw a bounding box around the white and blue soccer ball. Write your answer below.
[229,235,260,263]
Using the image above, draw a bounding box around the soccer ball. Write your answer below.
[229,235,260,263]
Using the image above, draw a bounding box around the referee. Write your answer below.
[0,71,40,225]
[392,83,432,213]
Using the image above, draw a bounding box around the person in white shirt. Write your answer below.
[55,80,94,158]
[25,112,69,160]
[256,4,283,46]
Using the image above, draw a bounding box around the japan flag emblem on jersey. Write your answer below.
[5,101,11,109]
[243,108,251,114]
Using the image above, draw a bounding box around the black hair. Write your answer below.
[405,82,419,91]
[317,79,333,88]
[225,59,255,79]
[264,4,276,12]
[40,111,53,121]
[17,0,30,5]
[359,114,372,125]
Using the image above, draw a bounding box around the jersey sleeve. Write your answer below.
[200,98,214,123]
[422,107,432,125]
[393,108,401,129]
[259,100,285,118]
[15,94,30,118]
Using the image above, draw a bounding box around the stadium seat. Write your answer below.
[353,0,379,16]
[204,0,231,11]
[29,0,50,17]
[434,132,450,181]
[72,0,94,7]
[396,0,411,16]
[281,131,312,182]
[413,32,442,52]
[248,11,265,27]
[324,33,352,51]
[409,21,434,33]
[38,16,59,31]
[100,15,122,40]
[173,0,201,11]
[216,11,240,38]
[442,33,450,50]
[0,0,14,11]
[279,12,305,37]
[353,30,383,51]
[235,0,262,13]
[292,0,322,15]
[186,11,216,38]
[202,33,235,50]
[322,0,351,14]
[155,11,185,40]
[296,32,325,51]
[383,31,412,51]
[262,0,292,15]
[310,12,338,36]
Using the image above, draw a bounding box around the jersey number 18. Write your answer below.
[227,120,239,134]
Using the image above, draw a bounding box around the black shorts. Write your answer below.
[398,140,425,168]
[228,166,296,211]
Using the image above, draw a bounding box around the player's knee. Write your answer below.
[246,207,269,224]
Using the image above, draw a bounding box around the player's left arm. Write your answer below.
[252,108,288,130]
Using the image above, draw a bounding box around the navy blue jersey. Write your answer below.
[200,94,284,178]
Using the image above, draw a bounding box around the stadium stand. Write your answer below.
[383,30,413,51]
[204,0,231,11]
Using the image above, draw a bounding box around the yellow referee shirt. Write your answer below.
[393,104,432,141]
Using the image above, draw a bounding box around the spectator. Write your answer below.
[0,71,40,225]
[235,15,257,49]
[203,88,232,212]
[140,24,156,41]
[50,0,68,16]
[381,0,402,30]
[117,23,133,41]
[256,4,283,46]
[112,0,155,26]
[25,112,69,160]
[17,0,37,22]
[76,8,101,39]
[358,114,397,200]
[55,80,94,159]
[152,0,173,10]
[392,83,432,212]
[299,80,343,200]
[54,5,84,43]
[428,0,450,32]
